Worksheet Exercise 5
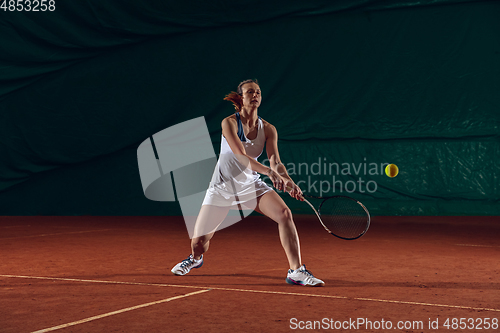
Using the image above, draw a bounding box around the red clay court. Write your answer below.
[1,215,499,332]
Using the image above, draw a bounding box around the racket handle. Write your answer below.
[284,185,304,200]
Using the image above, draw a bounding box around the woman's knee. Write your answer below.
[277,206,293,225]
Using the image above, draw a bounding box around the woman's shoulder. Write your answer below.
[260,117,277,137]
[223,113,237,121]
[260,117,275,129]
[221,114,237,126]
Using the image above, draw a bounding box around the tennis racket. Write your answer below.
[301,194,370,240]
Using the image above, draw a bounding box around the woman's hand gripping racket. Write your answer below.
[301,194,370,240]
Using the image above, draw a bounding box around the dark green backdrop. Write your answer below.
[1,0,498,216]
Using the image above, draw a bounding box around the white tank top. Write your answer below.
[219,112,266,159]
[203,113,272,206]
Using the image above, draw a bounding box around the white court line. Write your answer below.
[1,229,110,240]
[354,297,500,312]
[31,289,210,333]
[0,274,347,300]
[2,274,499,313]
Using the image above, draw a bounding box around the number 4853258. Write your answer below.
[1,0,56,11]
[443,318,498,330]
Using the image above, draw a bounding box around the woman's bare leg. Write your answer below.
[191,205,230,260]
[256,191,301,270]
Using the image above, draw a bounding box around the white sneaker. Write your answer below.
[171,254,203,276]
[286,265,325,287]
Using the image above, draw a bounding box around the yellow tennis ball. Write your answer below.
[385,164,399,178]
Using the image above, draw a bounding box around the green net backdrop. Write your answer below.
[0,0,498,215]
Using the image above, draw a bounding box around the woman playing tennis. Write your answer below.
[171,79,324,287]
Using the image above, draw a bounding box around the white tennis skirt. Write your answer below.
[202,178,273,209]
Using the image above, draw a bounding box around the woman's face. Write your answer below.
[240,83,261,109]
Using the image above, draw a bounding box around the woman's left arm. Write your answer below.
[264,122,303,201]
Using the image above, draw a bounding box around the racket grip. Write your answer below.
[285,185,304,201]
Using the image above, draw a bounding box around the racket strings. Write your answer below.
[320,197,369,239]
